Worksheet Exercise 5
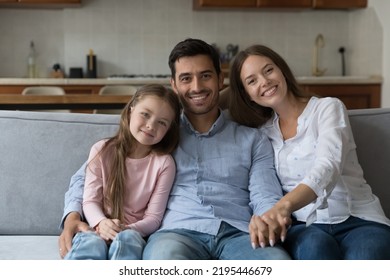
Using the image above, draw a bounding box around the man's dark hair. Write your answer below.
[168,38,221,79]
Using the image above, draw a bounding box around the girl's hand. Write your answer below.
[96,218,123,241]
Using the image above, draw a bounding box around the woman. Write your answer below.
[228,44,390,259]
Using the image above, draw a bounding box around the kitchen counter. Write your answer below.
[0,75,383,86]
[295,75,383,85]
[0,77,171,86]
[0,94,131,110]
[0,75,383,110]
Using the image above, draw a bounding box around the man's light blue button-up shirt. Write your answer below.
[160,110,283,235]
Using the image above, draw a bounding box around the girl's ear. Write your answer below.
[128,106,134,119]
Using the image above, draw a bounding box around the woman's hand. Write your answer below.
[260,205,292,245]
[250,204,292,249]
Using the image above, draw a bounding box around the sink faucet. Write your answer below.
[312,34,327,76]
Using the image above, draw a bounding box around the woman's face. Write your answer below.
[240,55,288,109]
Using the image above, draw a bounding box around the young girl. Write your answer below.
[228,44,390,259]
[65,84,181,260]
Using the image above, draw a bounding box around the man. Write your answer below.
[59,38,290,260]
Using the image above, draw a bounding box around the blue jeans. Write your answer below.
[284,216,390,260]
[65,229,146,260]
[143,222,291,260]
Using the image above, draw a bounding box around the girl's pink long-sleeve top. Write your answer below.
[83,140,176,237]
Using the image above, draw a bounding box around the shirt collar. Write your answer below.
[264,96,318,129]
[181,109,226,137]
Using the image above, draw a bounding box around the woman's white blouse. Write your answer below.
[261,97,390,226]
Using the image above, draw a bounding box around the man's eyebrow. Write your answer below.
[178,72,191,79]
[200,70,214,75]
[177,69,214,79]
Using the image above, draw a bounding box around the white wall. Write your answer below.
[0,0,385,106]
[369,0,390,108]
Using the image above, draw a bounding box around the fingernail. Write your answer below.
[269,239,275,247]
[281,236,285,243]
[260,242,265,248]
[251,242,257,250]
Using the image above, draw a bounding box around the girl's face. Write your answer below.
[130,95,175,148]
[240,55,288,109]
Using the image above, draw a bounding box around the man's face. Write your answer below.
[170,54,224,117]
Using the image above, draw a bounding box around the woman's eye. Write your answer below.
[158,121,168,127]
[247,79,255,85]
[265,67,273,74]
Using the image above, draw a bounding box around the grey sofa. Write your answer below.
[1,108,390,260]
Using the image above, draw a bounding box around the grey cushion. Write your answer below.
[349,108,390,218]
[0,110,120,235]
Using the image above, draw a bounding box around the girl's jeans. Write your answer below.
[65,229,145,260]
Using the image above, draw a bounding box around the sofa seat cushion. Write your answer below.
[0,236,60,260]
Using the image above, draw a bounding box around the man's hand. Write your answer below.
[249,215,270,249]
[58,212,90,259]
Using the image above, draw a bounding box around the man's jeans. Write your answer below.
[143,222,291,260]
[65,229,145,260]
[284,216,390,259]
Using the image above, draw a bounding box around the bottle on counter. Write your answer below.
[27,41,37,78]
[86,49,97,78]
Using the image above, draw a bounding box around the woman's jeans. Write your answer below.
[143,222,291,260]
[65,229,145,260]
[284,216,390,260]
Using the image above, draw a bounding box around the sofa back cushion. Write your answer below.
[0,107,388,236]
[0,110,120,235]
[349,108,390,218]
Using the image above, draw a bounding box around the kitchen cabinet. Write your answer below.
[0,81,381,111]
[193,0,257,8]
[193,0,312,9]
[313,0,367,9]
[301,84,380,109]
[0,84,100,113]
[257,0,312,8]
[0,0,81,8]
[0,77,382,113]
[193,0,366,9]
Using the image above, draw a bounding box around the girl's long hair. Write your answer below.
[88,84,181,221]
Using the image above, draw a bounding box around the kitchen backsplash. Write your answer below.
[0,0,382,79]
